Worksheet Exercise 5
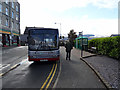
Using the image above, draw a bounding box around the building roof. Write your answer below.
[110,34,120,37]
[24,27,39,34]
[76,36,88,39]
[24,27,58,34]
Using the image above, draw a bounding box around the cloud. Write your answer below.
[91,0,119,9]
[18,0,118,36]
[43,0,118,12]
[59,18,118,36]
[18,0,118,12]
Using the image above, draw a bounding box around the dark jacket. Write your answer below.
[65,42,73,52]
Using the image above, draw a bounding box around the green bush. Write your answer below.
[88,36,120,60]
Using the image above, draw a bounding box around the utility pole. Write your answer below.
[55,22,61,36]
[81,31,83,58]
[79,31,83,58]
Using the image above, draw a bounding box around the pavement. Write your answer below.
[55,47,106,88]
[1,46,28,77]
[2,46,28,64]
[75,47,120,89]
[2,45,19,51]
[55,47,120,89]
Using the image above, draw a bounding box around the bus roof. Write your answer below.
[24,27,58,34]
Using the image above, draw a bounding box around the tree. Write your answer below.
[62,36,64,39]
[68,29,77,46]
[59,36,62,39]
[59,36,65,39]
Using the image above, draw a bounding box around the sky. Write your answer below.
[18,0,119,37]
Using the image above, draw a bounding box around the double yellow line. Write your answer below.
[40,63,57,89]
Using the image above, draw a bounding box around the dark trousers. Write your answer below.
[66,51,71,60]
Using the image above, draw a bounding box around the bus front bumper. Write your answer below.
[28,57,60,61]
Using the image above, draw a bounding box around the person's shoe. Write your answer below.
[69,58,71,60]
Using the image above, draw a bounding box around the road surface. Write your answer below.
[1,46,60,89]
[1,46,106,89]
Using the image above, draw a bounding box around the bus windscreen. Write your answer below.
[28,29,58,51]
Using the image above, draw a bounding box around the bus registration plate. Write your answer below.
[40,59,48,62]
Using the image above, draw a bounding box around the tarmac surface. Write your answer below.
[55,47,106,88]
[1,46,119,89]
[63,47,120,89]
[1,46,60,89]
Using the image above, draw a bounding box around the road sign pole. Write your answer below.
[79,31,83,58]
[81,31,83,58]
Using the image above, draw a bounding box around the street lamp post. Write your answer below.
[55,22,61,36]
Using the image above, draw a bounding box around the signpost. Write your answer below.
[79,31,83,58]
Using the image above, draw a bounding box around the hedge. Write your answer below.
[88,36,120,60]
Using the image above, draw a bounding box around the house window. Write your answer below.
[12,2,14,8]
[6,19,8,26]
[12,11,14,18]
[6,7,8,15]
[0,4,2,12]
[16,14,18,20]
[16,6,18,12]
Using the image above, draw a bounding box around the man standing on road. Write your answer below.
[65,40,73,60]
